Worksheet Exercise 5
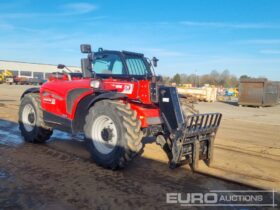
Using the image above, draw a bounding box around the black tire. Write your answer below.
[19,93,53,143]
[84,100,143,169]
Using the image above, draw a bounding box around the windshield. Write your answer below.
[93,54,151,76]
[125,57,149,75]
[93,54,124,75]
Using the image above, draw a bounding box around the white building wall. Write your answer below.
[0,60,81,79]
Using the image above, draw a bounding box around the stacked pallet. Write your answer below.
[177,85,217,102]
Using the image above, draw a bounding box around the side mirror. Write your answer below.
[81,58,93,78]
[80,44,92,53]
[152,57,159,67]
[57,64,65,69]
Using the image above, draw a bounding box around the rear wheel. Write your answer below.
[84,100,143,169]
[19,93,53,143]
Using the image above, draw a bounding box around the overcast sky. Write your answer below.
[0,0,279,80]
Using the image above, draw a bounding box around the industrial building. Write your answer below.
[0,60,81,79]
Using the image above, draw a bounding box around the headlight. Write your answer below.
[90,80,100,89]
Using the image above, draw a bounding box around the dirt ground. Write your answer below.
[0,84,279,210]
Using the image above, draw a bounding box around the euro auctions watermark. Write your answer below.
[166,190,278,207]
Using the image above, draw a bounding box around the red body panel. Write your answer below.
[101,78,151,104]
[130,103,160,127]
[40,74,161,128]
[41,78,92,118]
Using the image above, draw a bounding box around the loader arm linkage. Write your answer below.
[169,113,222,169]
[157,86,222,170]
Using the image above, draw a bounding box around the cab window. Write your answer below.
[125,57,149,75]
[93,54,124,74]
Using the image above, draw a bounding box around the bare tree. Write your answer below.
[165,70,241,87]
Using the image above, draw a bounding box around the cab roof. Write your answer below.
[94,49,144,58]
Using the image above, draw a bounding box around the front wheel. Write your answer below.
[19,93,53,143]
[84,100,143,169]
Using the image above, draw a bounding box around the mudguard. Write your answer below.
[20,87,40,99]
[87,92,127,108]
[72,91,128,133]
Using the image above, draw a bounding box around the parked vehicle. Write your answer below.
[18,44,222,170]
[0,69,13,84]
[14,76,44,85]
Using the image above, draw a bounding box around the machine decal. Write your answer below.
[42,91,63,100]
[162,97,170,102]
[43,98,56,104]
[108,82,134,94]
[122,84,134,94]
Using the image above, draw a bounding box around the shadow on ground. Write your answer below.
[218,100,239,106]
[1,118,278,209]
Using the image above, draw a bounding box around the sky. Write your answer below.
[0,0,280,80]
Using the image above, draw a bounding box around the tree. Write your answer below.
[171,74,181,84]
[240,75,250,80]
[164,70,243,87]
[230,75,239,87]
[162,76,170,84]
[200,74,211,85]
[180,74,189,84]
[209,70,220,85]
[220,70,231,87]
[258,76,267,80]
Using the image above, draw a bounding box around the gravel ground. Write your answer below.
[0,84,279,209]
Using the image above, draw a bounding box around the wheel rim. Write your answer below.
[22,104,36,132]
[91,115,118,154]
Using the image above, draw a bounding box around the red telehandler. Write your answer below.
[19,45,222,170]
